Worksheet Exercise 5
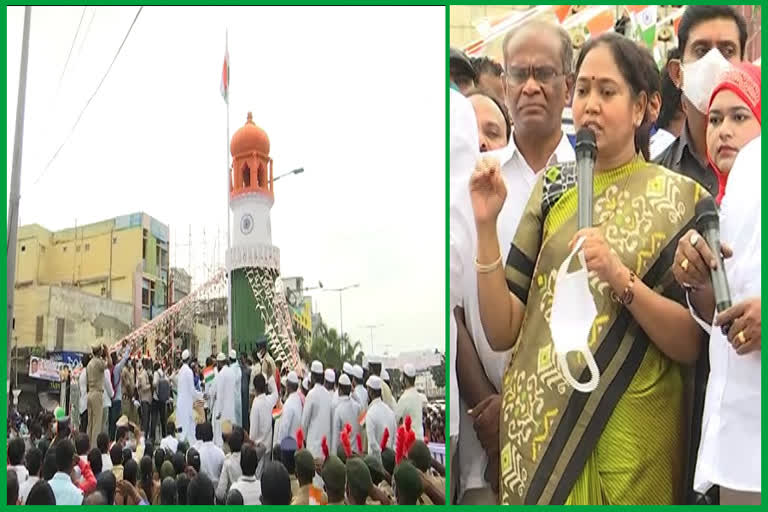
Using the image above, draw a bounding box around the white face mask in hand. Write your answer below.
[681,48,732,113]
[549,237,600,393]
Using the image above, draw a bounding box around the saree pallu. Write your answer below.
[499,156,710,505]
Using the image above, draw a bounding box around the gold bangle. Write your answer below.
[475,254,502,273]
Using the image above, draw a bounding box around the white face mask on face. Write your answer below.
[549,237,600,393]
[681,47,733,114]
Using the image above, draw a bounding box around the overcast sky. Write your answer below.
[7,6,446,356]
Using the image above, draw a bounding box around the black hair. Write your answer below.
[166,420,176,434]
[176,473,190,505]
[88,447,103,475]
[8,436,25,465]
[177,440,189,455]
[186,448,201,473]
[96,471,117,505]
[110,443,123,466]
[471,55,504,77]
[657,48,683,130]
[97,432,110,454]
[253,373,266,394]
[26,480,56,505]
[229,426,245,453]
[25,446,43,476]
[282,448,296,475]
[311,371,324,386]
[171,451,186,475]
[8,469,18,505]
[75,432,90,455]
[116,425,129,442]
[42,451,58,480]
[122,447,133,465]
[123,458,139,485]
[339,383,352,396]
[575,33,659,160]
[226,488,244,505]
[160,476,178,504]
[369,388,382,400]
[154,447,166,474]
[466,87,513,142]
[195,423,204,442]
[260,461,292,505]
[187,472,215,505]
[240,442,259,477]
[139,455,154,503]
[199,422,213,443]
[55,439,76,472]
[678,6,747,59]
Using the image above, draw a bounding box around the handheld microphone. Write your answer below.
[695,197,733,334]
[575,128,597,229]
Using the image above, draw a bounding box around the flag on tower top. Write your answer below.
[221,33,230,103]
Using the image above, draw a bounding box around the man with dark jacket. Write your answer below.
[240,354,252,433]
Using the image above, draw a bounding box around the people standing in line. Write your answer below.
[275,371,302,446]
[368,356,396,410]
[300,360,333,459]
[331,373,361,456]
[365,376,396,458]
[249,373,279,474]
[211,352,236,446]
[350,364,367,409]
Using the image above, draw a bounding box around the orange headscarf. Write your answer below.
[706,62,761,204]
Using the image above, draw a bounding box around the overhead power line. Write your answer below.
[56,6,87,94]
[34,6,143,184]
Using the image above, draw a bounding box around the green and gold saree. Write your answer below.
[499,155,710,505]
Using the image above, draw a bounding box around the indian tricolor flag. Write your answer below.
[357,409,367,426]
[221,33,230,103]
[272,407,282,420]
[203,365,215,387]
[627,5,658,50]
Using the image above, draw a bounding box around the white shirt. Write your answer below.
[693,136,761,493]
[331,395,361,455]
[19,474,40,504]
[216,451,242,503]
[101,453,113,472]
[650,128,676,160]
[103,369,114,408]
[249,391,279,450]
[451,129,575,499]
[152,368,165,401]
[78,370,88,413]
[177,363,202,443]
[394,387,428,440]
[198,440,225,490]
[449,88,479,441]
[9,464,28,483]
[276,392,302,444]
[230,475,262,505]
[365,398,397,458]
[301,384,333,458]
[160,435,178,454]
[353,385,368,410]
[231,363,243,426]
[212,365,236,424]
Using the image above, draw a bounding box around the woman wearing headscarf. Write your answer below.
[673,62,761,506]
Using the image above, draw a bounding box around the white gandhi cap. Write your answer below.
[182,349,190,360]
[229,349,237,360]
[311,360,323,374]
[351,364,364,380]
[381,368,390,381]
[403,363,416,378]
[342,362,353,374]
[286,371,299,385]
[216,352,226,362]
[324,368,335,383]
[366,375,382,390]
[338,374,351,386]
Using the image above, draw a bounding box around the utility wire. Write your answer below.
[56,6,86,94]
[75,7,97,59]
[34,6,143,184]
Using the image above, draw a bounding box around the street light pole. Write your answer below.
[325,284,359,336]
[361,324,382,354]
[273,167,305,182]
[7,6,32,385]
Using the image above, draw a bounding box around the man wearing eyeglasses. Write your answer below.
[450,19,575,505]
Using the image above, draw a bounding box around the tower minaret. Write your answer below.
[226,112,298,368]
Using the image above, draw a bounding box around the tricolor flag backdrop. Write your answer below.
[221,34,230,103]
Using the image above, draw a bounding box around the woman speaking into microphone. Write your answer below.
[469,33,711,505]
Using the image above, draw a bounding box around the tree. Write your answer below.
[430,353,445,389]
[307,317,364,371]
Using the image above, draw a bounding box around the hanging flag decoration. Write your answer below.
[221,35,230,104]
[628,5,658,50]
[586,10,615,36]
[554,5,572,23]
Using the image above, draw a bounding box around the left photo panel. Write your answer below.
[5,5,446,506]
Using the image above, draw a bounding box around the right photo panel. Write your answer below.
[449,5,761,506]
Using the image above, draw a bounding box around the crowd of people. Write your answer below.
[7,341,447,505]
[450,5,759,506]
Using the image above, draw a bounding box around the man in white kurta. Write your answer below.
[177,350,203,443]
[324,369,338,414]
[395,364,428,440]
[249,373,279,477]
[368,356,396,411]
[300,361,332,458]
[331,374,361,455]
[351,365,368,409]
[229,350,243,427]
[364,376,396,458]
[212,353,236,446]
[276,371,302,444]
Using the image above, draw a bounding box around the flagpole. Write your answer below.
[226,28,233,355]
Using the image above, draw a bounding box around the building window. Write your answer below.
[243,164,251,188]
[21,245,25,252]
[85,243,90,251]
[113,237,118,244]
[100,286,106,296]
[142,229,148,259]
[40,246,45,253]
[95,326,104,337]
[63,246,67,252]
[142,279,150,307]
[55,318,65,351]
[35,315,43,343]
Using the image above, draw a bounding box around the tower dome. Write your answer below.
[230,112,270,158]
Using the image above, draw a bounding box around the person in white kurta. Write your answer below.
[249,373,279,477]
[300,362,332,459]
[229,351,243,427]
[364,376,396,458]
[690,137,761,503]
[176,351,202,444]
[394,364,428,440]
[276,372,302,444]
[324,369,338,417]
[350,365,368,409]
[212,354,236,446]
[331,374,361,455]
